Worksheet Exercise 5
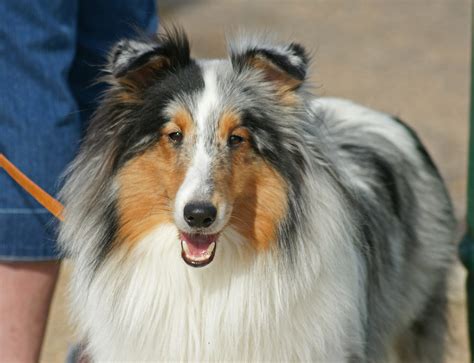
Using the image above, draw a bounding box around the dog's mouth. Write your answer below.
[180,232,218,267]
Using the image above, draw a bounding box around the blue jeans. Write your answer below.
[0,0,158,260]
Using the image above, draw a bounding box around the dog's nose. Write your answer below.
[184,202,217,228]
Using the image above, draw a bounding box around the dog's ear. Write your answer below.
[107,27,191,90]
[230,37,309,92]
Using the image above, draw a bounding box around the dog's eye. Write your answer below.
[168,131,183,144]
[228,135,244,147]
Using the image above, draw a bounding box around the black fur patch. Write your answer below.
[114,62,205,168]
[340,144,402,217]
[390,116,441,177]
[242,111,305,183]
[95,199,120,270]
[339,143,418,268]
[111,27,192,79]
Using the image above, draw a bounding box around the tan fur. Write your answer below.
[218,110,241,143]
[249,56,302,106]
[116,109,192,247]
[171,108,194,135]
[215,111,288,250]
[117,107,287,251]
[230,160,288,251]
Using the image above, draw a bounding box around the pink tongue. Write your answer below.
[181,233,218,257]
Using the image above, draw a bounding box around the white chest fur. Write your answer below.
[71,224,364,362]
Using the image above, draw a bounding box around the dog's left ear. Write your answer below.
[107,27,191,91]
[230,38,309,91]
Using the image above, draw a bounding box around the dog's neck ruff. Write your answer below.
[73,220,364,361]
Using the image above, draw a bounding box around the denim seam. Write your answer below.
[0,208,49,214]
[0,254,61,262]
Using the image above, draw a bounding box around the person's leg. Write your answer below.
[0,0,80,361]
[0,262,60,363]
[0,1,157,360]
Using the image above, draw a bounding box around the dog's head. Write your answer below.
[62,28,311,268]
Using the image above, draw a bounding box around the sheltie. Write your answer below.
[59,27,456,362]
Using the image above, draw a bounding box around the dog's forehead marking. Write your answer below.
[173,62,224,211]
[194,60,230,150]
[195,63,220,132]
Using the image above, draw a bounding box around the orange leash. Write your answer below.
[0,153,64,221]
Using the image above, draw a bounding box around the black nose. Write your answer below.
[183,202,217,228]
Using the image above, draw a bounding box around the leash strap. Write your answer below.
[0,153,64,221]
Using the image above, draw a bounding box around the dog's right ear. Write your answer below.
[107,27,191,90]
[229,35,309,93]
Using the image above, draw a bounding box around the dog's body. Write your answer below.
[59,29,456,362]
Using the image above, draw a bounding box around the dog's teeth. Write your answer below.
[181,240,216,262]
[207,242,216,254]
[181,240,190,255]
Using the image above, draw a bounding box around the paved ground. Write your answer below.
[40,1,470,362]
